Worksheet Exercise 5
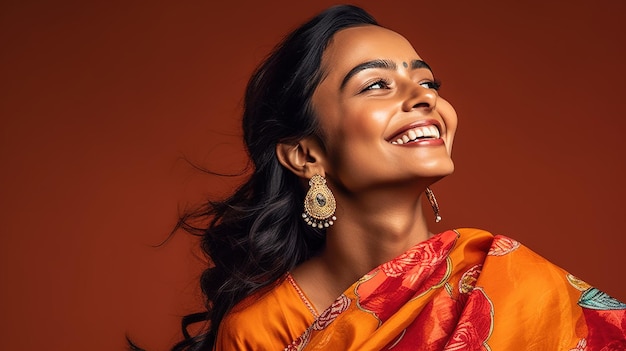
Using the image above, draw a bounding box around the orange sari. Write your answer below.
[215,228,626,350]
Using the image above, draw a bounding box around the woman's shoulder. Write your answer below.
[453,227,523,251]
[214,274,316,350]
[452,227,588,299]
[454,227,495,239]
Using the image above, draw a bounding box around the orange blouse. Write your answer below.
[215,228,626,350]
[214,272,316,350]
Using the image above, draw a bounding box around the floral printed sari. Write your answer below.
[216,228,626,350]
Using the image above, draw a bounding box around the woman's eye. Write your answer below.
[362,80,389,92]
[419,80,442,91]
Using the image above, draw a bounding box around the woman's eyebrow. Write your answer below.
[411,59,431,71]
[340,59,432,90]
[341,59,395,89]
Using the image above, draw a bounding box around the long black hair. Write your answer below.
[171,5,378,350]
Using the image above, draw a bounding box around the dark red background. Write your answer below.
[1,0,624,349]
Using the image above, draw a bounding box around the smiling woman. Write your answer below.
[156,5,625,351]
[307,25,456,194]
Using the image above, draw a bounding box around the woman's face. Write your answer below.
[312,25,458,193]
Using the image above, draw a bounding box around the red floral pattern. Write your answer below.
[284,328,311,351]
[279,229,626,351]
[357,234,455,322]
[582,308,626,350]
[285,294,351,350]
[381,237,443,277]
[443,288,494,351]
[382,296,459,350]
[487,235,520,256]
[312,294,350,330]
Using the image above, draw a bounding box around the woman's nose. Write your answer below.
[401,83,437,112]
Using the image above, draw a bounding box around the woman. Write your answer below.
[172,5,625,350]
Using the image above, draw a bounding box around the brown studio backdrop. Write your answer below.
[0,0,624,349]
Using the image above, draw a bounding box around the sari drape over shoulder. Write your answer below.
[215,228,626,350]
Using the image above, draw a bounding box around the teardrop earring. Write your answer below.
[302,174,337,228]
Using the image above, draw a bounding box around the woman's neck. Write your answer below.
[291,188,432,312]
[324,189,431,278]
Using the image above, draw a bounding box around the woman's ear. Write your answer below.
[276,137,326,178]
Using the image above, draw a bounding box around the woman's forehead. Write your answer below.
[323,26,422,68]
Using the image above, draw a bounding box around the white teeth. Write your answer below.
[429,126,438,137]
[390,125,441,144]
[408,130,417,140]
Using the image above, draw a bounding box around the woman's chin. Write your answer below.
[416,160,455,179]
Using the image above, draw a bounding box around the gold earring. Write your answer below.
[302,174,337,228]
[425,187,442,223]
